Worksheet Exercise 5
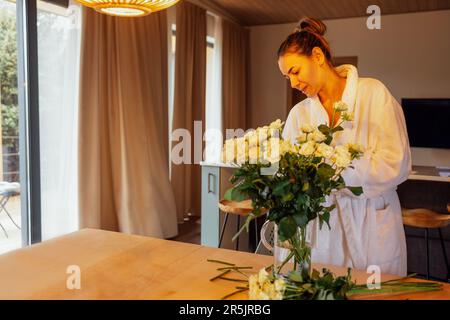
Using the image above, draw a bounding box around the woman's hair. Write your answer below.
[277,17,332,61]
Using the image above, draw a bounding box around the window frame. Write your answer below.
[16,0,42,245]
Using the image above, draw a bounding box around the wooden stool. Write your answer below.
[218,199,266,251]
[402,206,450,281]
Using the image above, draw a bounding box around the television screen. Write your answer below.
[401,99,450,149]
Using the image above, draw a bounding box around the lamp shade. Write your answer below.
[76,0,180,17]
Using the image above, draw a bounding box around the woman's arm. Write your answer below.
[339,79,412,199]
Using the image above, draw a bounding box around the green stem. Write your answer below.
[233,269,250,278]
[277,251,295,274]
[335,120,344,128]
[217,266,253,271]
[289,227,311,278]
[207,259,236,266]
[232,216,254,242]
[210,270,231,281]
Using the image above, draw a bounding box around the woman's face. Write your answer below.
[278,49,325,98]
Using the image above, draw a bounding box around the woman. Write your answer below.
[279,17,412,276]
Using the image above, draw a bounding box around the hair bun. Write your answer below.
[294,17,327,36]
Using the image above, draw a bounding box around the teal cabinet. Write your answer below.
[200,165,221,247]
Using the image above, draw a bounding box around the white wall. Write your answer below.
[249,10,450,166]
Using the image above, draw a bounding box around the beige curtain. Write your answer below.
[78,8,178,239]
[218,20,252,250]
[222,19,248,135]
[171,1,207,222]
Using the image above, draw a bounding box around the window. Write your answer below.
[0,0,22,254]
[168,12,223,167]
[0,0,82,253]
[204,13,222,163]
[37,0,81,240]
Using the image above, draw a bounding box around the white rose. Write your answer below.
[296,132,307,143]
[341,112,354,122]
[258,268,270,284]
[245,130,259,147]
[299,141,316,156]
[269,292,283,300]
[346,142,364,153]
[256,127,269,141]
[332,145,352,167]
[257,291,270,300]
[309,129,326,142]
[244,130,254,139]
[222,139,236,163]
[274,278,286,292]
[262,137,282,163]
[279,140,294,156]
[264,152,280,164]
[289,144,299,154]
[262,137,280,150]
[269,281,284,300]
[315,143,334,159]
[248,146,261,163]
[334,145,350,156]
[334,153,351,168]
[269,119,284,131]
[300,124,315,133]
[334,101,348,112]
[248,269,286,300]
[235,137,248,164]
[248,274,260,300]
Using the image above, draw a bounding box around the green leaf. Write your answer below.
[282,193,294,202]
[278,216,297,241]
[223,188,247,202]
[302,181,310,192]
[331,126,344,133]
[320,211,331,230]
[347,186,363,196]
[318,124,330,135]
[273,180,291,196]
[296,193,310,208]
[293,213,309,228]
[317,163,335,180]
[289,271,303,282]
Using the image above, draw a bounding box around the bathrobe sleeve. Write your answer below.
[340,79,412,199]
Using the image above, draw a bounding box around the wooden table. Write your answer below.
[0,229,449,300]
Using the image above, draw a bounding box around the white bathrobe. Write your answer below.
[282,64,412,276]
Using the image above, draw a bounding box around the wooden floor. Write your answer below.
[172,216,201,245]
[0,205,202,255]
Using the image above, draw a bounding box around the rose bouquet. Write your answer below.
[222,101,363,278]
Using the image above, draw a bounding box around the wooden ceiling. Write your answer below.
[207,0,450,26]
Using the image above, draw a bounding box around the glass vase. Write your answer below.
[261,221,311,279]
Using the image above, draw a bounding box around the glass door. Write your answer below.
[0,0,23,253]
[36,0,81,240]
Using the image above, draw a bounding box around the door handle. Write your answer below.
[208,173,216,194]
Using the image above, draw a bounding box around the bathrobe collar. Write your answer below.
[311,64,359,129]
[335,64,359,115]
